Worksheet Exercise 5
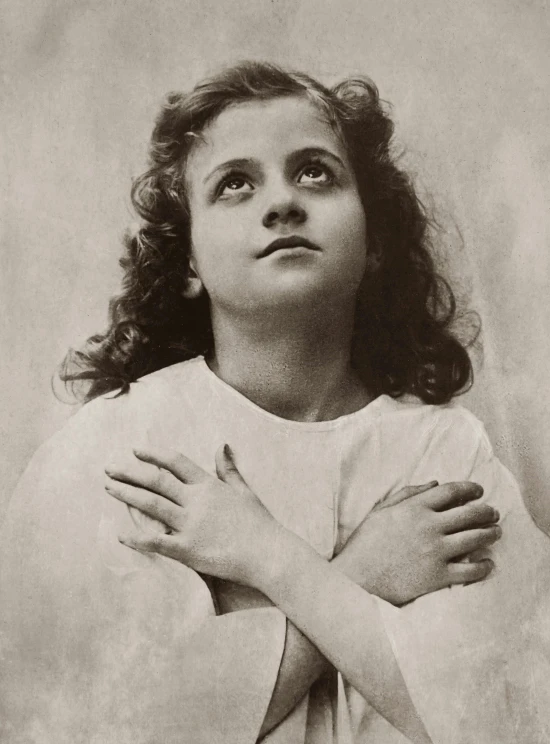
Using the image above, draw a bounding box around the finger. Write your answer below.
[440,501,500,534]
[105,459,186,506]
[106,478,181,528]
[118,530,177,559]
[133,447,206,485]
[215,444,249,490]
[128,504,172,534]
[374,481,439,510]
[423,481,484,511]
[444,524,502,559]
[446,558,495,585]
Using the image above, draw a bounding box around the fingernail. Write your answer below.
[223,443,233,459]
[105,464,116,476]
[426,480,439,487]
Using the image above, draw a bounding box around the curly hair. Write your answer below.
[61,60,478,404]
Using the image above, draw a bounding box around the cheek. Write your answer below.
[188,216,249,298]
[331,199,369,290]
[189,219,226,273]
[190,210,249,265]
[338,199,368,258]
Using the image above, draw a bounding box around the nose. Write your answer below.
[262,188,307,228]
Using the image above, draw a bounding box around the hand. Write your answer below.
[332,481,501,606]
[105,444,279,586]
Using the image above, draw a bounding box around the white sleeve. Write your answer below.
[376,427,550,743]
[0,409,286,744]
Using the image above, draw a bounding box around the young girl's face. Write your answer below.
[184,95,368,317]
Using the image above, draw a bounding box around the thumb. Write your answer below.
[374,481,439,511]
[215,444,249,491]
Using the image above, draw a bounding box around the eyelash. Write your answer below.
[299,159,335,184]
[216,158,335,198]
[216,172,250,197]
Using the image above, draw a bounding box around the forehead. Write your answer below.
[186,96,347,182]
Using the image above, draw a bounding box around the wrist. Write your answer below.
[249,524,317,596]
[331,549,383,600]
[331,549,365,586]
[330,549,354,578]
[257,530,329,606]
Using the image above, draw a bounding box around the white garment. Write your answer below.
[1,357,549,743]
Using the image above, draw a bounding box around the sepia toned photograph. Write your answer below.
[1,1,549,741]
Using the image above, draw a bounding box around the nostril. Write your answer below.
[262,203,306,228]
[263,210,281,228]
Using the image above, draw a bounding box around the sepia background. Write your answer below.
[1,0,549,528]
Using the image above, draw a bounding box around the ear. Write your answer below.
[182,258,204,299]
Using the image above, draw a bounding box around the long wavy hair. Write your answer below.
[61,60,478,404]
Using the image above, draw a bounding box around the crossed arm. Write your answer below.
[216,488,497,739]
[107,445,501,742]
[0,437,503,743]
[4,406,547,744]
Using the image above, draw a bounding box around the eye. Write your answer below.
[218,174,253,198]
[298,162,333,185]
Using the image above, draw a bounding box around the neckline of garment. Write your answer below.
[196,357,392,431]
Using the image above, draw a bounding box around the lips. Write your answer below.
[259,235,321,257]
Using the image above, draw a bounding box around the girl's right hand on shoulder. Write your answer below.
[105,444,281,586]
[331,481,501,606]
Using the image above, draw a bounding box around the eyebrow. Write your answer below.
[203,158,256,185]
[202,146,347,186]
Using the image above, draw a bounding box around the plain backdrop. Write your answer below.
[1,0,549,528]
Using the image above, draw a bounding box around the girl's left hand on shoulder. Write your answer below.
[104,445,278,586]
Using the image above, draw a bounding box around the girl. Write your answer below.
[1,62,548,743]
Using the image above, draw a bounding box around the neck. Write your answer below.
[207,303,374,422]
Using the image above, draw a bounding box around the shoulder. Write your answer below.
[381,398,533,524]
[3,359,208,566]
[56,357,206,442]
[88,355,205,413]
[377,394,494,471]
[375,398,522,506]
[10,358,207,504]
[382,394,490,442]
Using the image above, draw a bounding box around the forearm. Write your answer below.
[250,526,432,744]
[259,622,331,738]
[223,546,416,738]
[215,552,375,739]
[213,581,332,737]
